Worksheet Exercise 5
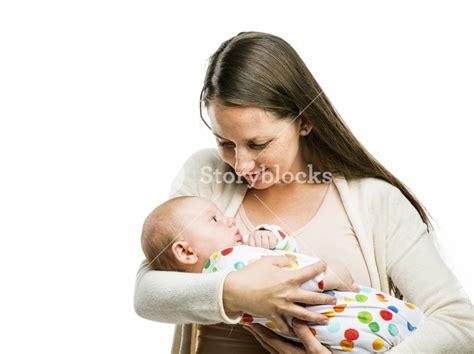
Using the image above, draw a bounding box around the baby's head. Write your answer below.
[141,196,244,273]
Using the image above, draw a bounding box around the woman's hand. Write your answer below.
[243,319,330,354]
[223,255,337,336]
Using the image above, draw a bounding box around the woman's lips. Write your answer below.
[245,168,268,180]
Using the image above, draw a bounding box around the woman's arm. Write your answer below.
[384,188,474,353]
[134,259,242,324]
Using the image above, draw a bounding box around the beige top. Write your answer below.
[196,182,371,353]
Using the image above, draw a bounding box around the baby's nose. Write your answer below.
[227,217,235,227]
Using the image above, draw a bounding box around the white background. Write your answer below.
[1,1,473,353]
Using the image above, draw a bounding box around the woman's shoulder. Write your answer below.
[342,175,401,205]
[181,147,226,169]
[181,147,236,183]
[337,175,416,226]
[169,148,241,200]
[343,176,424,227]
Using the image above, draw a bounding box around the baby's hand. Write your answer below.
[247,229,278,249]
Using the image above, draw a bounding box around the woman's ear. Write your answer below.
[298,118,313,136]
[172,241,198,265]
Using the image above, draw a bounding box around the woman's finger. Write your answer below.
[288,288,337,306]
[269,313,294,337]
[283,303,330,325]
[292,319,330,354]
[351,283,360,292]
[264,254,297,268]
[292,260,327,284]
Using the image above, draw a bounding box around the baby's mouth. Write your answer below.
[235,229,243,243]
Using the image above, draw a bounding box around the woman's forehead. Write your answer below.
[207,104,288,140]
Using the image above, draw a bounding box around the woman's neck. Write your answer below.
[248,164,320,202]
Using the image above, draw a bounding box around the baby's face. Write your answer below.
[178,197,244,260]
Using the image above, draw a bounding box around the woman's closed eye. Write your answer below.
[217,141,234,148]
[248,141,271,150]
[217,140,272,150]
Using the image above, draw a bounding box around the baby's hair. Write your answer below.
[140,196,194,272]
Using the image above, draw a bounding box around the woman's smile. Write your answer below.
[244,167,269,182]
[244,167,269,183]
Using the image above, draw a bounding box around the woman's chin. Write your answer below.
[248,182,271,189]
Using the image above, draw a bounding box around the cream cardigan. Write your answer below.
[134,148,474,353]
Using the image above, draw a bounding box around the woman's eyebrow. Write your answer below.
[212,132,272,141]
[212,132,226,140]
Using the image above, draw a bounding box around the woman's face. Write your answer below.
[207,101,309,189]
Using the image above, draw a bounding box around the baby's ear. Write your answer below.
[172,241,198,265]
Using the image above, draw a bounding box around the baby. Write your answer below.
[141,195,425,352]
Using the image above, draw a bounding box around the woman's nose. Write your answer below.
[234,149,255,176]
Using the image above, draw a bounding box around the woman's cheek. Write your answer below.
[217,146,230,162]
[218,148,235,165]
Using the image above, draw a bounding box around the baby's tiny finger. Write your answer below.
[269,236,277,249]
[261,233,270,249]
[248,235,255,247]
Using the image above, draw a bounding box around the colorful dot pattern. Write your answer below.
[281,286,424,352]
[201,224,425,352]
[202,223,324,293]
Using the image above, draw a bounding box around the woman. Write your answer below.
[134,31,474,353]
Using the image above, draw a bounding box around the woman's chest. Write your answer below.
[293,217,372,286]
[241,182,331,234]
[235,182,372,286]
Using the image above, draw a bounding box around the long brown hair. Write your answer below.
[198,31,436,298]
